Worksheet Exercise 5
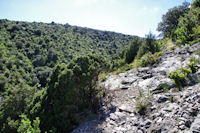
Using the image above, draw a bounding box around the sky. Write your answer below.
[0,0,193,37]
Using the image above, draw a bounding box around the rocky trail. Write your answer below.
[72,43,200,133]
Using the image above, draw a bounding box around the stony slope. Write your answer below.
[72,42,200,133]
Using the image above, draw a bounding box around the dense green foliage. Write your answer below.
[157,0,200,44]
[168,57,199,87]
[125,37,142,63]
[17,114,40,133]
[134,52,162,67]
[123,32,159,65]
[0,0,199,132]
[175,0,200,43]
[112,32,160,74]
[29,55,106,132]
[136,32,159,59]
[0,19,134,132]
[157,2,189,38]
[0,19,133,89]
[168,67,192,87]
[0,84,36,132]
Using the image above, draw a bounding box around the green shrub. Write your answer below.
[17,115,41,133]
[175,26,192,44]
[139,53,153,67]
[175,0,200,44]
[136,32,159,59]
[136,89,151,115]
[30,55,105,133]
[190,56,200,64]
[188,61,198,73]
[169,95,175,103]
[195,48,200,56]
[114,64,132,74]
[156,83,171,93]
[190,38,200,44]
[137,52,161,67]
[125,37,141,63]
[99,72,107,82]
[136,97,149,115]
[0,84,36,133]
[111,58,126,70]
[184,45,190,52]
[98,89,106,97]
[0,75,6,91]
[156,2,189,38]
[192,25,200,40]
[168,68,192,87]
[132,59,140,68]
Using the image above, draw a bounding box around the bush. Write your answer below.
[9,25,21,32]
[136,52,161,67]
[168,67,192,87]
[184,45,190,52]
[195,48,200,56]
[157,2,189,38]
[0,84,36,133]
[125,37,141,63]
[17,114,41,133]
[136,98,149,115]
[175,0,200,44]
[0,75,6,91]
[190,56,200,64]
[30,55,105,132]
[188,57,199,73]
[99,72,107,82]
[190,38,200,45]
[192,24,200,40]
[169,95,175,103]
[34,30,41,36]
[175,23,193,44]
[152,83,171,94]
[16,42,23,49]
[136,90,150,115]
[32,56,46,67]
[111,58,126,71]
[136,32,159,59]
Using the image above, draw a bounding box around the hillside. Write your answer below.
[0,0,199,132]
[0,19,134,89]
[0,19,135,132]
[72,42,200,133]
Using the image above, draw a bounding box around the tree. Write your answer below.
[157,2,189,38]
[191,0,200,8]
[125,37,142,63]
[137,32,158,59]
[175,0,200,43]
[0,84,36,133]
[30,55,105,132]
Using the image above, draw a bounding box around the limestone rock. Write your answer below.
[72,42,200,133]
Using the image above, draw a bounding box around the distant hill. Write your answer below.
[0,19,134,63]
[0,19,135,89]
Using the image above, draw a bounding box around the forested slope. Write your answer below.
[0,19,134,89]
[0,19,134,132]
[0,0,199,132]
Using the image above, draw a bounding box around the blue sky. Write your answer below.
[0,0,193,37]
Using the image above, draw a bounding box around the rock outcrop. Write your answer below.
[72,42,200,133]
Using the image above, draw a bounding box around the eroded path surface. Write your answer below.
[72,43,200,133]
